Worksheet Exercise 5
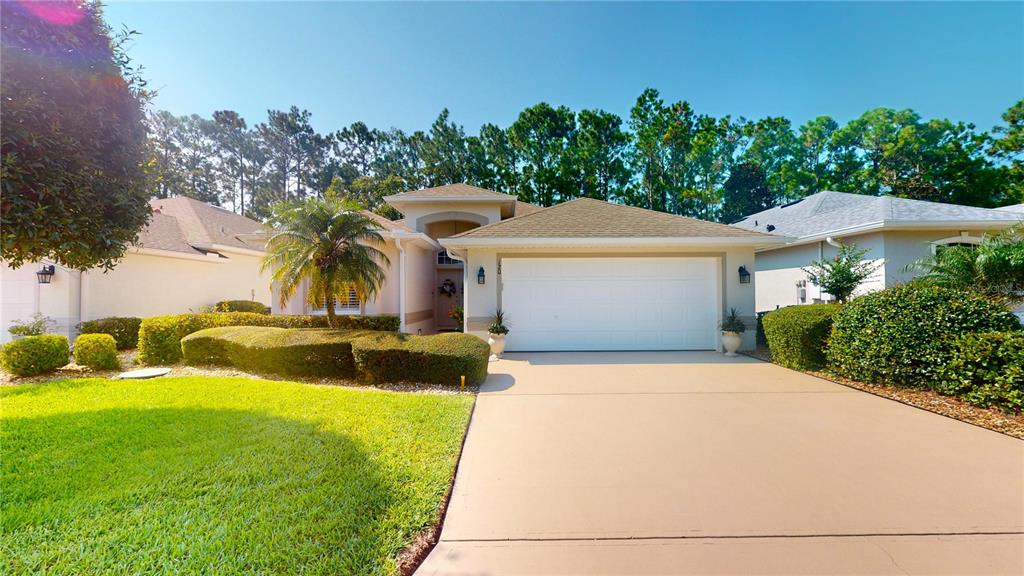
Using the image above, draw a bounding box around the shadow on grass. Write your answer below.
[2,407,394,575]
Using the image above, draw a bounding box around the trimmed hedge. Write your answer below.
[936,332,1024,412]
[77,317,142,349]
[0,334,69,376]
[762,304,840,370]
[73,333,119,370]
[827,285,1020,387]
[211,300,270,314]
[182,326,375,377]
[137,312,400,365]
[352,332,490,386]
[181,326,490,385]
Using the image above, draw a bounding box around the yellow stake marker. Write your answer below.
[460,375,465,391]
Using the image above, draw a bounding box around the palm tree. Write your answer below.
[907,225,1024,306]
[262,196,390,326]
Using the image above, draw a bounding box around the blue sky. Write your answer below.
[103,2,1023,134]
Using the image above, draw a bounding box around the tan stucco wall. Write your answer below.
[398,202,501,233]
[83,251,273,320]
[405,243,436,334]
[460,246,758,350]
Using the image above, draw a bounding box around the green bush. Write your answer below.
[73,333,119,370]
[77,317,142,349]
[352,332,490,386]
[137,312,400,365]
[0,334,69,376]
[762,304,840,370]
[182,326,375,378]
[827,284,1020,387]
[936,332,1024,412]
[210,300,270,314]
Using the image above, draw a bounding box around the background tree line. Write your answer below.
[148,91,1024,223]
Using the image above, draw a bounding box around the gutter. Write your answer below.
[755,218,1022,252]
[439,236,791,249]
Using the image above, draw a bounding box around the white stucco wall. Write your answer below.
[0,262,81,342]
[753,232,885,312]
[84,250,273,320]
[459,246,758,351]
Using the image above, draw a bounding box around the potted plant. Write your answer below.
[719,308,746,357]
[487,309,509,358]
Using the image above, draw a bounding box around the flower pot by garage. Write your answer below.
[721,331,742,357]
[488,333,506,358]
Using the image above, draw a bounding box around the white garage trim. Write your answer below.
[497,255,723,352]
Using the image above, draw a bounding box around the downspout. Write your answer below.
[395,237,407,333]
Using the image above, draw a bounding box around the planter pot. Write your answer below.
[488,333,507,358]
[721,331,742,357]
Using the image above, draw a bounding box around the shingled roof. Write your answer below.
[137,197,266,255]
[387,183,516,200]
[450,198,772,239]
[733,191,1021,239]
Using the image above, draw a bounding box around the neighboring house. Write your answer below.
[0,197,272,343]
[732,191,1024,312]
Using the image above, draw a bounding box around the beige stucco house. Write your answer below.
[2,184,788,352]
[732,191,1023,313]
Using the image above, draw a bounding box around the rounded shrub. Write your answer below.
[77,317,142,349]
[762,304,840,370]
[137,312,400,365]
[73,333,119,370]
[352,332,490,386]
[182,326,375,378]
[212,300,270,314]
[0,334,69,376]
[936,332,1023,412]
[827,284,1021,387]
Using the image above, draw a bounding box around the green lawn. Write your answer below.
[1,377,474,575]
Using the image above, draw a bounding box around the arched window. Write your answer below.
[930,234,982,255]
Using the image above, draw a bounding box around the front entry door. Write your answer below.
[435,269,464,331]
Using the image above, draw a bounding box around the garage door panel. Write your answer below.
[502,257,720,352]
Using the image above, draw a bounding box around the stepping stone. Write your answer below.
[118,367,171,380]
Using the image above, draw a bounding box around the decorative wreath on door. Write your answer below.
[438,279,457,297]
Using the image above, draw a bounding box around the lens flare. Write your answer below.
[17,0,85,26]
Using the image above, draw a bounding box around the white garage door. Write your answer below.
[500,257,720,352]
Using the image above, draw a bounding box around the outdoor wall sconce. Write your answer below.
[477,266,486,285]
[36,264,55,284]
[738,265,751,284]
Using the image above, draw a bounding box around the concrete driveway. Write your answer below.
[418,352,1024,575]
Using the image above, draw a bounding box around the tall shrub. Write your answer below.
[762,305,839,370]
[936,332,1023,412]
[827,284,1020,387]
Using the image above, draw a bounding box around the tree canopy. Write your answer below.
[143,92,1023,224]
[1,0,151,270]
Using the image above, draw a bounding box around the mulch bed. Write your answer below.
[748,346,1024,440]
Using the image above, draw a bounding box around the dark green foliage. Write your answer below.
[182,327,373,378]
[762,305,840,370]
[77,317,142,350]
[73,334,119,370]
[1,1,151,271]
[0,335,69,376]
[936,332,1024,412]
[353,332,491,386]
[136,312,399,365]
[211,300,270,314]
[827,285,1021,387]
